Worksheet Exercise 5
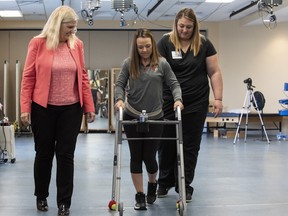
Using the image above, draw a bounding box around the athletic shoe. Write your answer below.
[134,192,147,210]
[146,182,157,204]
[186,192,192,202]
[157,186,172,198]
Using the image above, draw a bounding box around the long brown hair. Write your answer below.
[129,28,160,79]
[169,8,203,56]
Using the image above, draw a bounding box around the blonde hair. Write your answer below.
[129,28,160,79]
[36,5,79,50]
[169,8,204,56]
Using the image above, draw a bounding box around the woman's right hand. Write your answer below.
[21,112,31,127]
[174,100,184,111]
[115,100,125,111]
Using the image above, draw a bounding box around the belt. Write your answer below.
[126,102,162,118]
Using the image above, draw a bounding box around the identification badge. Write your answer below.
[172,51,182,59]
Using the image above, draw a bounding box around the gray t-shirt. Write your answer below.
[115,57,182,119]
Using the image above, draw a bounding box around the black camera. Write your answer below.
[243,78,252,85]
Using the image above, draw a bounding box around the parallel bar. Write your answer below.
[229,1,259,19]
[147,0,164,17]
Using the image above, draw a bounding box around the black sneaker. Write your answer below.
[146,182,157,204]
[157,186,171,198]
[186,192,192,202]
[58,204,70,216]
[134,192,147,210]
[36,198,48,211]
[185,187,193,202]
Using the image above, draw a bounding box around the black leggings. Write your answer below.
[123,112,163,174]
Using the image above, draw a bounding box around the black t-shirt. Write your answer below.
[157,34,217,116]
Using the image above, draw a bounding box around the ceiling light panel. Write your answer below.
[176,1,203,6]
[0,10,22,17]
[205,0,234,2]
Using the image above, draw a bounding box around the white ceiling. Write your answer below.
[0,0,287,26]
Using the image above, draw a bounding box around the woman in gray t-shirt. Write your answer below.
[115,28,183,211]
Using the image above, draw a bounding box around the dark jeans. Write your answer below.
[31,102,82,207]
[123,112,163,174]
[158,110,207,193]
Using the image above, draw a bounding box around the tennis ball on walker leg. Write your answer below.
[111,203,117,210]
[108,200,117,210]
[176,200,180,209]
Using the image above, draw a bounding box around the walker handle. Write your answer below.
[118,106,123,121]
[175,106,181,121]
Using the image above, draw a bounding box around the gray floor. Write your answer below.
[1,132,288,216]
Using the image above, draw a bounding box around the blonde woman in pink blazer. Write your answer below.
[20,6,95,216]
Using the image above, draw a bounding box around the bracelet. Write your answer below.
[215,99,222,101]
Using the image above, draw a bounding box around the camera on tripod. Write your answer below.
[233,78,270,144]
[243,78,255,89]
[243,78,252,86]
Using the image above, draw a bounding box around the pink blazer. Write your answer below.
[20,37,95,114]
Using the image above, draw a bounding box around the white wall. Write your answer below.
[0,19,287,121]
[218,21,288,113]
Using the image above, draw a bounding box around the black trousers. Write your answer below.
[123,112,163,174]
[31,102,82,207]
[158,109,207,193]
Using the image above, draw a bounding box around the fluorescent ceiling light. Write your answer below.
[0,10,23,17]
[205,0,234,2]
[0,0,16,1]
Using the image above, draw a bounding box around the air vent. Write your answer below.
[176,1,203,6]
[111,0,133,11]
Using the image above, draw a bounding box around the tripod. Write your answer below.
[233,82,270,144]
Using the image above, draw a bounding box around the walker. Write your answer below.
[108,106,186,216]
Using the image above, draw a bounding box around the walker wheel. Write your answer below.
[118,202,124,216]
[176,200,184,216]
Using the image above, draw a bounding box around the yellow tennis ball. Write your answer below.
[176,202,179,209]
[111,203,117,210]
